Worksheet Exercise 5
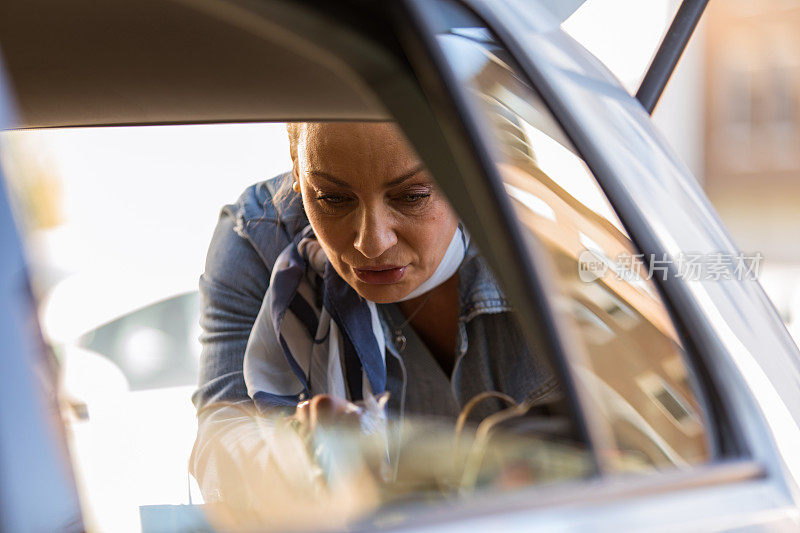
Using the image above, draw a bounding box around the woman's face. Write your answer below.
[292,122,458,303]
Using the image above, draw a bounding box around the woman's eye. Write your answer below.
[398,192,431,204]
[316,194,350,205]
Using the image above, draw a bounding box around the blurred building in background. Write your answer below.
[701,0,800,324]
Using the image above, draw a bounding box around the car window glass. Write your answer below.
[430,0,711,473]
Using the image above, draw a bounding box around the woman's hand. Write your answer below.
[291,394,365,434]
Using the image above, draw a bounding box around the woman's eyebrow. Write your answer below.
[308,171,352,188]
[386,165,426,187]
[308,165,427,188]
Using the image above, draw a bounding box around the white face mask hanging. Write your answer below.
[394,223,469,303]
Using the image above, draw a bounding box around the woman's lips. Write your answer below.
[353,265,407,284]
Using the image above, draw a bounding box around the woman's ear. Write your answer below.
[290,146,303,195]
[290,149,299,180]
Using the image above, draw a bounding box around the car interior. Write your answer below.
[0,0,392,127]
[0,0,718,531]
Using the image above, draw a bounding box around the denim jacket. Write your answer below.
[191,172,558,420]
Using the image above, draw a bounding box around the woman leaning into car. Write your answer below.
[189,122,560,513]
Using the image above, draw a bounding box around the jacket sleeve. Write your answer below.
[191,176,300,411]
[191,207,271,411]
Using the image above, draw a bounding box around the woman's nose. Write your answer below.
[353,205,397,259]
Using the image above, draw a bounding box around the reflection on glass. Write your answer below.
[436,11,710,472]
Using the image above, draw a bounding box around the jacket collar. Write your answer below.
[457,244,511,322]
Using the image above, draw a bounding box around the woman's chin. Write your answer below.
[350,280,413,304]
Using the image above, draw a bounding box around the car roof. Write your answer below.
[0,0,397,128]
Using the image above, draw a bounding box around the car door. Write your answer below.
[390,0,800,529]
[2,0,800,530]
